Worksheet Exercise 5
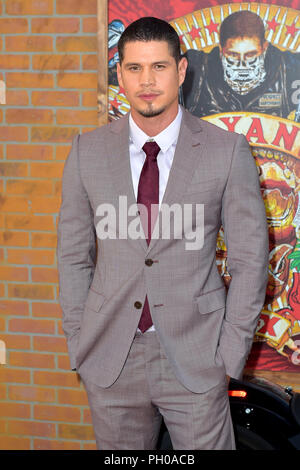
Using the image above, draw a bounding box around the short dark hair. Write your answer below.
[118,17,181,65]
[220,11,266,48]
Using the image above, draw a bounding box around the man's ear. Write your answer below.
[117,62,123,88]
[178,56,188,86]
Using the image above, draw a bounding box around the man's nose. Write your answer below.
[140,67,155,86]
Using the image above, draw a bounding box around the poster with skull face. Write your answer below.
[108,1,300,372]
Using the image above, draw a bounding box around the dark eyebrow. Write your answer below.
[123,60,171,69]
[124,62,140,68]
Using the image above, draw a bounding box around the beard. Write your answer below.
[138,103,166,118]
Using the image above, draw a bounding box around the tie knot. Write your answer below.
[142,141,160,161]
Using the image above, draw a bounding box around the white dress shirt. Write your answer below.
[129,106,182,207]
[128,106,183,332]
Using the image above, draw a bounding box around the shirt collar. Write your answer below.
[129,106,182,154]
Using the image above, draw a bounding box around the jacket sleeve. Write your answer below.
[56,134,97,370]
[218,133,269,379]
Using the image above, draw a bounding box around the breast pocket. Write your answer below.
[184,178,221,196]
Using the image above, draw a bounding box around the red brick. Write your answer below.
[0,334,31,349]
[0,299,29,316]
[30,162,64,178]
[7,249,54,265]
[32,17,79,34]
[31,233,57,248]
[31,126,78,143]
[83,17,97,33]
[30,196,61,213]
[58,423,94,440]
[32,267,58,283]
[83,408,92,424]
[7,144,53,161]
[33,335,67,352]
[57,73,97,89]
[6,179,52,196]
[83,442,97,450]
[34,404,81,422]
[32,302,61,318]
[34,438,80,450]
[57,355,71,370]
[10,351,55,368]
[0,266,28,282]
[34,370,81,387]
[6,0,53,15]
[0,18,28,33]
[0,55,29,69]
[0,231,29,247]
[0,195,29,212]
[56,0,97,14]
[5,214,55,231]
[56,36,97,52]
[9,318,55,334]
[32,54,80,71]
[0,402,30,419]
[56,319,64,336]
[0,161,28,176]
[5,90,29,106]
[58,388,89,405]
[82,54,97,70]
[0,436,30,450]
[32,91,79,107]
[6,36,53,52]
[9,385,55,403]
[56,109,98,126]
[6,108,53,124]
[8,284,55,301]
[55,146,71,161]
[7,72,53,88]
[82,91,97,107]
[0,384,6,399]
[8,419,55,437]
[0,127,28,142]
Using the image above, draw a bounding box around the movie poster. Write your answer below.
[107,1,300,372]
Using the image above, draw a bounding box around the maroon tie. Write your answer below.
[137,141,160,333]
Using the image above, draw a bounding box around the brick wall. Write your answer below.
[0,0,99,450]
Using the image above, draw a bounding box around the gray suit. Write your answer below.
[57,107,268,398]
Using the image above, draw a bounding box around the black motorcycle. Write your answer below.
[157,375,300,450]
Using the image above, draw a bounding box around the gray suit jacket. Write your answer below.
[57,107,268,393]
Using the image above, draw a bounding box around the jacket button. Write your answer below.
[134,301,142,309]
[145,258,153,266]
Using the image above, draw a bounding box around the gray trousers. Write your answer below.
[80,330,236,450]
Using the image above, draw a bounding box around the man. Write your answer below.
[57,17,268,450]
[182,10,300,119]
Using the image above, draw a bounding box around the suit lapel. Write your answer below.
[147,108,207,254]
[105,108,207,254]
[106,114,148,252]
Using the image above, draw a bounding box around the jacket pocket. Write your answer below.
[184,178,220,195]
[85,288,106,312]
[195,285,226,314]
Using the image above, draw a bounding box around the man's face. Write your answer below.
[220,36,268,94]
[221,36,267,64]
[117,40,187,121]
